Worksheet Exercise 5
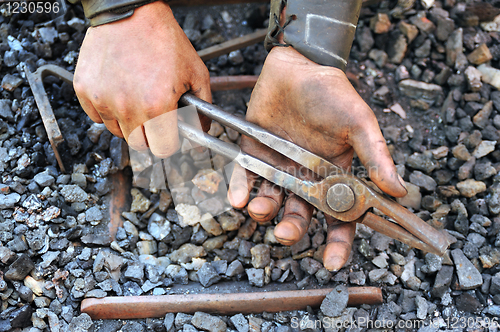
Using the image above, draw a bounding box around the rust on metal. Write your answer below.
[179,94,452,256]
[108,171,131,240]
[198,29,267,61]
[210,75,258,91]
[81,287,382,319]
[25,64,74,173]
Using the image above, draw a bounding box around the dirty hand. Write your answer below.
[74,1,211,158]
[228,46,408,271]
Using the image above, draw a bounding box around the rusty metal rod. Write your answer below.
[24,64,74,173]
[81,287,382,319]
[198,29,267,61]
[210,75,258,91]
[108,171,131,240]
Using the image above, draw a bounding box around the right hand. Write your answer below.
[74,1,211,158]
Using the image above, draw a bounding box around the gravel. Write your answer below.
[0,0,499,330]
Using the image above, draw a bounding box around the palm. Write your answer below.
[229,47,407,271]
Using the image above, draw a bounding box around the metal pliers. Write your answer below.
[179,94,453,256]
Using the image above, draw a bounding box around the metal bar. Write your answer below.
[180,94,341,178]
[198,29,267,61]
[367,193,452,255]
[178,121,317,203]
[24,64,74,173]
[81,287,383,319]
[360,212,441,255]
[108,171,131,240]
[210,75,258,91]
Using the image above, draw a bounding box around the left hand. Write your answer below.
[227,46,407,271]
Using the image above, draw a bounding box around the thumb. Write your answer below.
[349,114,407,198]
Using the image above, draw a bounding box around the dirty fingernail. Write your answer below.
[397,174,407,192]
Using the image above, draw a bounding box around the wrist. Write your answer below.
[265,0,362,72]
[76,0,170,26]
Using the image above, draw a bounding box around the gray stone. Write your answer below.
[415,296,428,320]
[3,51,18,68]
[170,244,206,264]
[0,193,20,209]
[4,254,34,280]
[421,253,442,274]
[369,269,388,283]
[246,268,265,287]
[300,257,322,275]
[436,17,455,41]
[166,265,188,285]
[61,185,88,203]
[191,312,227,332]
[349,271,366,285]
[409,171,437,191]
[451,249,482,289]
[371,232,392,251]
[228,50,244,65]
[85,289,107,298]
[315,268,332,285]
[226,260,244,277]
[387,33,407,64]
[398,80,443,106]
[197,262,221,287]
[406,153,438,173]
[251,244,271,269]
[85,206,103,223]
[0,100,13,121]
[183,324,198,332]
[68,313,93,332]
[175,313,193,328]
[1,74,23,91]
[446,28,463,67]
[474,162,497,181]
[320,285,349,317]
[110,136,129,170]
[124,262,144,282]
[164,313,175,332]
[230,314,248,332]
[0,246,15,264]
[489,276,500,295]
[148,213,171,241]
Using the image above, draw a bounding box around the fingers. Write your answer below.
[273,194,313,246]
[127,124,149,151]
[323,216,356,271]
[350,113,407,198]
[143,109,180,158]
[190,70,212,133]
[228,164,259,209]
[247,179,285,223]
[76,95,102,124]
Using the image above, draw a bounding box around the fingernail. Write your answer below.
[397,174,407,193]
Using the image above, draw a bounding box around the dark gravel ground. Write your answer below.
[1,0,500,331]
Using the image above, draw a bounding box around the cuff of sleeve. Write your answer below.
[77,0,164,26]
[265,0,362,72]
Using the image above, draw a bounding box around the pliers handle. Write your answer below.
[179,94,453,256]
